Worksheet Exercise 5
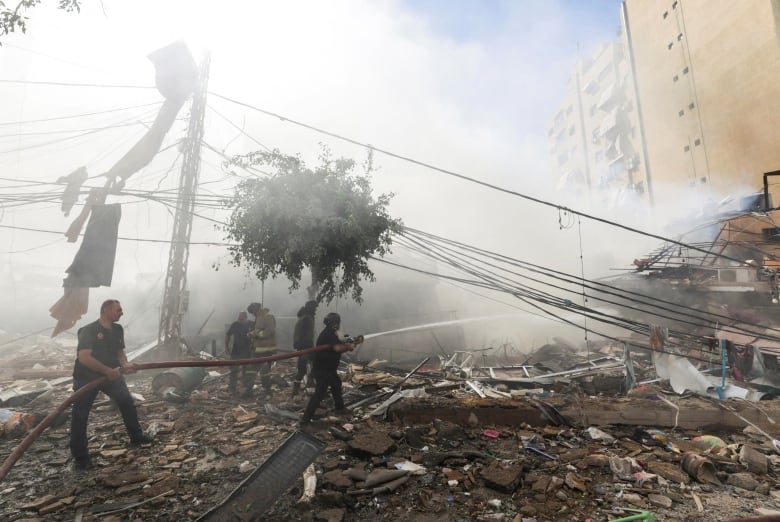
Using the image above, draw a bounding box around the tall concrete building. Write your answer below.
[547,41,650,207]
[550,0,780,207]
[623,0,780,203]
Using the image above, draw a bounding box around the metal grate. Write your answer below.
[196,430,326,521]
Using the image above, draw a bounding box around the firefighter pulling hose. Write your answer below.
[0,343,335,483]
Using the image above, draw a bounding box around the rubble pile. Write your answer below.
[0,352,779,521]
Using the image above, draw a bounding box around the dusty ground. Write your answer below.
[1,360,780,521]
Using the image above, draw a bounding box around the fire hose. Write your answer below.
[0,343,333,483]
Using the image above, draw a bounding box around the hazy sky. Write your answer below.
[0,0,631,339]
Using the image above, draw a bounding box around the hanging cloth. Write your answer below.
[64,203,122,288]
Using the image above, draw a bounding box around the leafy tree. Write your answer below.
[223,147,402,304]
[1,0,80,39]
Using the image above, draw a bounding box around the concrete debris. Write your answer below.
[0,382,54,407]
[1,336,780,520]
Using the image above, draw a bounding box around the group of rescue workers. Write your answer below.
[69,298,359,471]
[224,300,360,424]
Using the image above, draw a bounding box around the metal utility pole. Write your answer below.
[158,52,210,347]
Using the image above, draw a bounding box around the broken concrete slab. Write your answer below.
[346,431,397,458]
[739,444,769,474]
[479,460,523,493]
[726,472,760,491]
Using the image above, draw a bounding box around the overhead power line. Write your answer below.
[0,79,155,90]
[0,223,232,246]
[209,90,763,270]
[0,107,161,155]
[0,101,162,127]
[0,81,763,269]
[389,227,780,346]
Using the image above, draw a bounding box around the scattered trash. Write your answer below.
[151,367,206,397]
[610,508,655,522]
[394,461,426,474]
[692,435,727,454]
[681,452,722,485]
[583,427,615,443]
[0,381,53,407]
[610,456,640,481]
[263,403,299,422]
[487,498,502,510]
[297,464,317,504]
[633,427,680,452]
[0,332,778,520]
[190,390,209,401]
[564,472,587,493]
[0,409,42,438]
[329,426,353,441]
[524,445,557,460]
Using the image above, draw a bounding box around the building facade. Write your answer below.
[547,41,649,207]
[550,0,780,207]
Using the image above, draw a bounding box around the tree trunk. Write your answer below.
[307,270,320,301]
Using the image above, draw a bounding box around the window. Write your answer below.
[668,42,674,50]
[583,79,599,94]
[672,1,678,9]
[608,157,626,178]
[598,65,612,82]
[762,228,780,242]
[683,66,689,74]
[684,145,690,152]
[677,33,684,41]
[673,75,679,82]
[688,102,695,110]
[694,138,701,146]
[678,110,684,117]
[663,11,669,19]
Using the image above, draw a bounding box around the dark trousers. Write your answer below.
[228,348,251,391]
[244,349,276,392]
[301,371,344,422]
[294,349,310,382]
[69,377,144,460]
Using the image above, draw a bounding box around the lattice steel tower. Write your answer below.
[158,52,210,347]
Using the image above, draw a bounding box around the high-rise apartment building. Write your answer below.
[547,41,649,207]
[550,0,780,206]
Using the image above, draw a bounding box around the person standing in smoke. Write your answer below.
[244,302,277,398]
[69,299,152,470]
[224,311,252,396]
[300,312,360,425]
[291,300,318,397]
